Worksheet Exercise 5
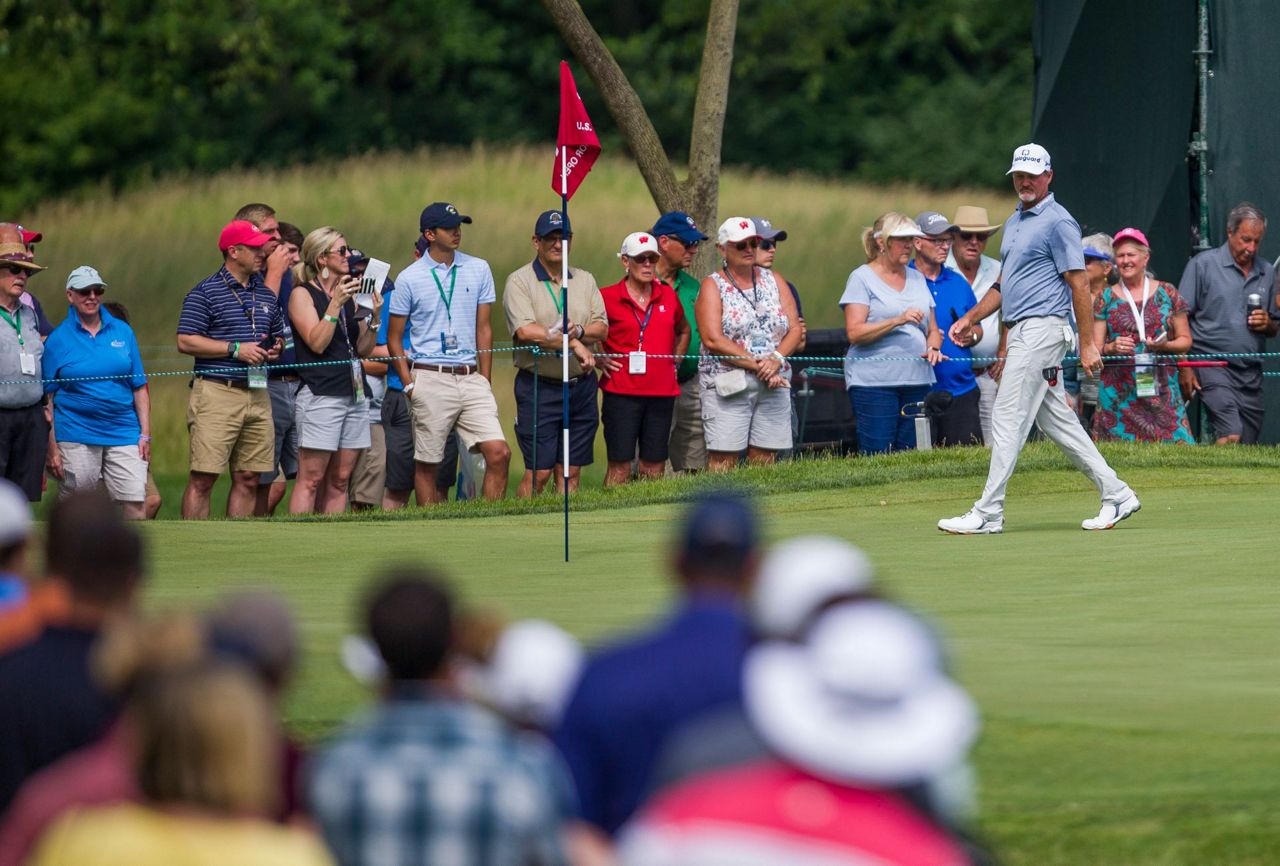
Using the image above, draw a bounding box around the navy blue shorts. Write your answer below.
[514,370,599,470]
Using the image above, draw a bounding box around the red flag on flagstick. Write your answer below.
[553,61,601,200]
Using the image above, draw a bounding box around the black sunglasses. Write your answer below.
[72,286,106,297]
[733,239,760,251]
[759,240,777,251]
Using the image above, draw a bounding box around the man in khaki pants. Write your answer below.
[176,221,285,519]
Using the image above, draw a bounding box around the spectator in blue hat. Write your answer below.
[554,491,759,836]
[503,210,607,496]
[652,212,710,473]
[43,266,150,519]
[387,203,511,503]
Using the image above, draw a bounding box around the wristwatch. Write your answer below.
[403,382,416,395]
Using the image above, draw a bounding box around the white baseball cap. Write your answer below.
[0,480,32,546]
[618,231,660,259]
[1006,143,1052,176]
[65,265,107,291]
[751,535,874,639]
[717,217,759,245]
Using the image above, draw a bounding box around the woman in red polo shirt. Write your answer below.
[599,232,691,486]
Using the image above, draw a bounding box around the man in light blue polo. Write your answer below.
[940,144,1138,534]
[387,202,510,504]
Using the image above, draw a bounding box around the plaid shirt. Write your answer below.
[308,692,571,866]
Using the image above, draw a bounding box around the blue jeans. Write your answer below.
[848,385,930,455]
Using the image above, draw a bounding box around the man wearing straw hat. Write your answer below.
[945,206,1004,443]
[0,225,50,502]
[940,144,1138,534]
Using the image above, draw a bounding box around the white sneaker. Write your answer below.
[938,510,1003,535]
[1081,490,1141,531]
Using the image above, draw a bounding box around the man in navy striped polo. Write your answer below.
[176,220,285,519]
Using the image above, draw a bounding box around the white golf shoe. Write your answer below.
[937,510,1003,535]
[1081,490,1142,531]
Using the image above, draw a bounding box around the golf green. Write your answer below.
[140,462,1280,865]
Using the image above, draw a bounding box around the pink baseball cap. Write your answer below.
[218,219,273,251]
[1111,227,1150,249]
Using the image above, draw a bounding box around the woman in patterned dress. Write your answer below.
[696,217,802,471]
[1092,227,1194,443]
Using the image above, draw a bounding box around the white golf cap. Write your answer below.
[467,619,584,729]
[717,217,759,245]
[744,600,979,786]
[0,480,32,547]
[65,265,107,291]
[1006,143,1052,176]
[618,231,660,259]
[752,535,875,639]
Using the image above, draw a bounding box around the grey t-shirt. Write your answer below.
[839,264,936,389]
[0,300,44,408]
[998,193,1085,323]
[1178,242,1277,383]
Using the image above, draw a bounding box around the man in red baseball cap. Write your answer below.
[175,220,285,519]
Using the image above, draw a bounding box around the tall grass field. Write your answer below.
[20,146,1008,484]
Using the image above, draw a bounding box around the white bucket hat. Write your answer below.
[744,600,979,786]
[751,535,874,640]
[463,619,584,729]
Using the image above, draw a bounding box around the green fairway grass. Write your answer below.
[129,447,1280,865]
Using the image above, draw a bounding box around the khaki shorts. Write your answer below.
[668,375,707,471]
[58,442,147,503]
[348,423,386,506]
[187,377,276,474]
[408,369,505,464]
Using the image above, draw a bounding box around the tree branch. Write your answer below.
[540,0,682,211]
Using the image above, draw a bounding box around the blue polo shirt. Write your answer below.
[553,592,749,835]
[910,260,978,396]
[43,306,146,446]
[390,251,496,366]
[998,193,1085,323]
[176,266,285,381]
[375,278,407,391]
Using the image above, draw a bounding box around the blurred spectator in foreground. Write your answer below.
[309,567,570,866]
[102,302,163,518]
[554,492,759,836]
[0,222,49,502]
[0,482,67,652]
[619,600,984,866]
[458,615,585,733]
[1177,202,1280,443]
[0,613,205,866]
[945,206,1003,443]
[1093,228,1194,443]
[30,658,332,866]
[0,491,143,813]
[43,266,150,518]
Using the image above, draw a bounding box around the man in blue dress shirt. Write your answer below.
[940,144,1138,534]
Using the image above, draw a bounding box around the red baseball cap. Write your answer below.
[218,219,273,251]
[1111,227,1151,249]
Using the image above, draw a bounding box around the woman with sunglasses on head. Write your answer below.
[841,212,944,455]
[696,218,802,471]
[598,232,690,485]
[288,227,380,514]
[42,267,150,519]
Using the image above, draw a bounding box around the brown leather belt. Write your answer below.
[413,362,478,376]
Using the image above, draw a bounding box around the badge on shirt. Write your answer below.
[19,352,36,376]
[629,351,648,375]
[247,366,268,389]
[1134,352,1157,398]
[441,332,459,353]
[351,360,367,405]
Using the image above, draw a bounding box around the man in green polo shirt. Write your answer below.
[653,211,709,472]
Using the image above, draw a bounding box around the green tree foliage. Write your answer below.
[0,0,1031,211]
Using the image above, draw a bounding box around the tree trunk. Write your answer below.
[540,0,740,276]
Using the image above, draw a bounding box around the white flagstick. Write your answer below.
[561,145,571,562]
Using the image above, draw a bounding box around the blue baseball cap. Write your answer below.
[534,210,572,238]
[651,211,708,244]
[1083,246,1113,262]
[680,491,758,567]
[752,217,788,242]
[419,202,473,231]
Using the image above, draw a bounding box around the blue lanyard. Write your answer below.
[630,296,656,348]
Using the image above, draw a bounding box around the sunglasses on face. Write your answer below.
[0,265,28,276]
[666,236,700,249]
[958,232,989,242]
[733,239,760,251]
[328,245,351,257]
[629,253,660,265]
[759,240,777,251]
[72,287,106,297]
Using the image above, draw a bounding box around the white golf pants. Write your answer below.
[973,316,1128,517]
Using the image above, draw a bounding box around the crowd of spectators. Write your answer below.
[1,170,1278,512]
[0,486,995,865]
